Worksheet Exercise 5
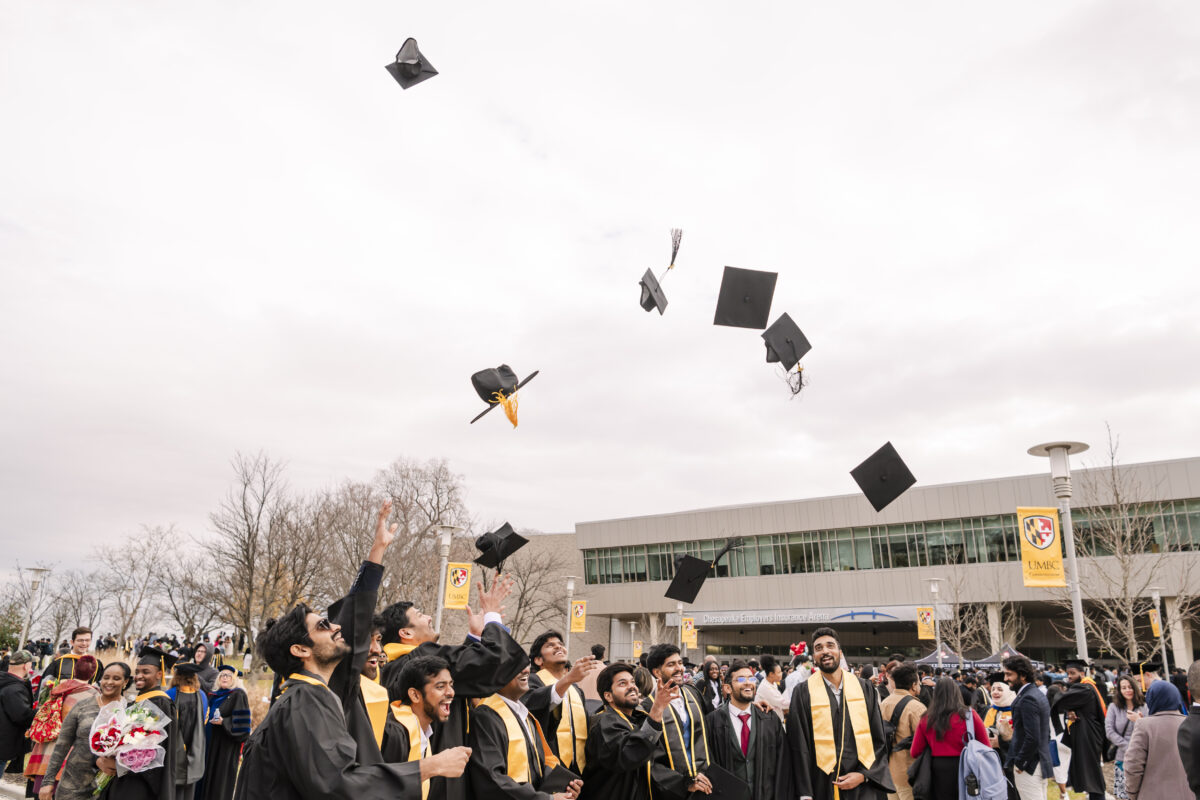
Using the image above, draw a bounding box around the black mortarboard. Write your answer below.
[762,313,812,371]
[664,539,743,604]
[639,269,668,315]
[987,671,1006,685]
[713,266,777,329]
[539,765,582,795]
[703,763,752,800]
[385,38,438,90]
[1063,658,1089,671]
[1136,658,1162,674]
[138,646,179,673]
[470,365,539,426]
[850,442,917,512]
[474,522,529,571]
[173,663,203,676]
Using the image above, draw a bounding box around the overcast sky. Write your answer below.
[3,1,1199,570]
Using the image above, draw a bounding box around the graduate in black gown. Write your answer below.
[41,627,102,685]
[579,663,674,800]
[782,627,894,800]
[467,664,583,799]
[231,602,427,800]
[638,644,715,798]
[522,631,602,774]
[200,666,250,800]
[381,656,472,799]
[102,646,181,800]
[167,663,209,800]
[376,574,529,800]
[1050,659,1107,799]
[706,661,786,800]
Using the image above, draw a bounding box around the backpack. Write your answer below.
[883,695,915,752]
[958,711,1007,800]
[27,691,66,743]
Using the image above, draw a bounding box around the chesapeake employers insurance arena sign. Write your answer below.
[667,605,950,628]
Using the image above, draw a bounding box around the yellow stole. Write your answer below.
[479,695,559,784]
[389,703,430,800]
[647,685,710,777]
[285,673,332,692]
[537,669,587,770]
[383,642,418,662]
[136,689,169,702]
[807,670,875,780]
[360,675,390,748]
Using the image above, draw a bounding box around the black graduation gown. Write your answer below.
[466,702,554,800]
[380,711,416,763]
[1050,682,1106,794]
[523,670,589,772]
[328,561,386,767]
[639,682,711,799]
[706,702,786,800]
[380,626,528,800]
[579,704,663,800]
[232,673,420,800]
[41,654,103,685]
[105,690,179,800]
[781,674,894,800]
[200,688,249,800]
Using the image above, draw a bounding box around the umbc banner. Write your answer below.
[1017,506,1067,587]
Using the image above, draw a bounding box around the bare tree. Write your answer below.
[52,569,106,633]
[500,544,574,645]
[155,556,223,641]
[638,612,678,649]
[1050,428,1198,663]
[97,532,171,642]
[4,563,57,643]
[937,558,991,668]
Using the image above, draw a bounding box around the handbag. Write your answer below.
[907,747,934,800]
[1104,717,1129,763]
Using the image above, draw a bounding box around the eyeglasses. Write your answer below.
[732,676,758,684]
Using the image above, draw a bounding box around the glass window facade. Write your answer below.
[581,499,1200,585]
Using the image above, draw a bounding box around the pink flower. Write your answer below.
[117,748,158,772]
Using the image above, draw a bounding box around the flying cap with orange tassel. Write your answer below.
[470,365,539,428]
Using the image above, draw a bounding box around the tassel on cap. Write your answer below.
[668,228,683,269]
[493,390,519,428]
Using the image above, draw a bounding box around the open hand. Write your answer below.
[479,573,515,614]
[648,676,679,721]
[567,655,601,684]
[368,500,400,564]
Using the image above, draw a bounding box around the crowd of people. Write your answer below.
[2,502,1199,800]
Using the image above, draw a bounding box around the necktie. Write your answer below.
[738,712,750,757]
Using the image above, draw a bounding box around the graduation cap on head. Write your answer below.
[762,312,812,395]
[174,663,204,677]
[218,664,242,676]
[470,365,539,427]
[713,266,777,329]
[138,646,179,674]
[1136,658,1163,674]
[850,442,917,512]
[701,763,752,800]
[385,38,438,89]
[987,671,1006,685]
[474,522,528,571]
[1063,658,1089,671]
[638,228,682,315]
[664,538,744,604]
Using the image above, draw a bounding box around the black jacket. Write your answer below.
[0,671,34,761]
[705,702,786,799]
[1177,709,1200,800]
[1006,683,1054,777]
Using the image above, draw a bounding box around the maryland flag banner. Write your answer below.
[444,563,472,610]
[632,640,643,658]
[1017,506,1067,587]
[570,600,587,633]
[682,617,697,647]
[917,606,936,640]
[1150,608,1162,638]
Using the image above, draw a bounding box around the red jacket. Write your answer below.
[911,709,990,757]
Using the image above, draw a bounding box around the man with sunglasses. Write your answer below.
[706,661,786,800]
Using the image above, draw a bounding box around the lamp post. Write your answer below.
[18,567,51,650]
[676,601,684,653]
[928,578,943,670]
[1029,441,1090,661]
[629,620,637,660]
[1149,587,1170,673]
[433,525,462,634]
[564,576,578,658]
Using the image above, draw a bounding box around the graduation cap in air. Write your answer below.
[138,646,179,674]
[850,442,917,512]
[713,266,777,329]
[470,365,539,427]
[385,38,438,89]
[701,764,752,800]
[762,312,812,395]
[474,522,529,571]
[638,228,683,315]
[664,538,744,604]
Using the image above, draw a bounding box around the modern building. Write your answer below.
[560,456,1200,667]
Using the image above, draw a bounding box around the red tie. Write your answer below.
[738,712,750,757]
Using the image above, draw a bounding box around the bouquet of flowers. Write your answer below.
[89,699,172,789]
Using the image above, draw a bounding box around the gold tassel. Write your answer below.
[493,390,519,428]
